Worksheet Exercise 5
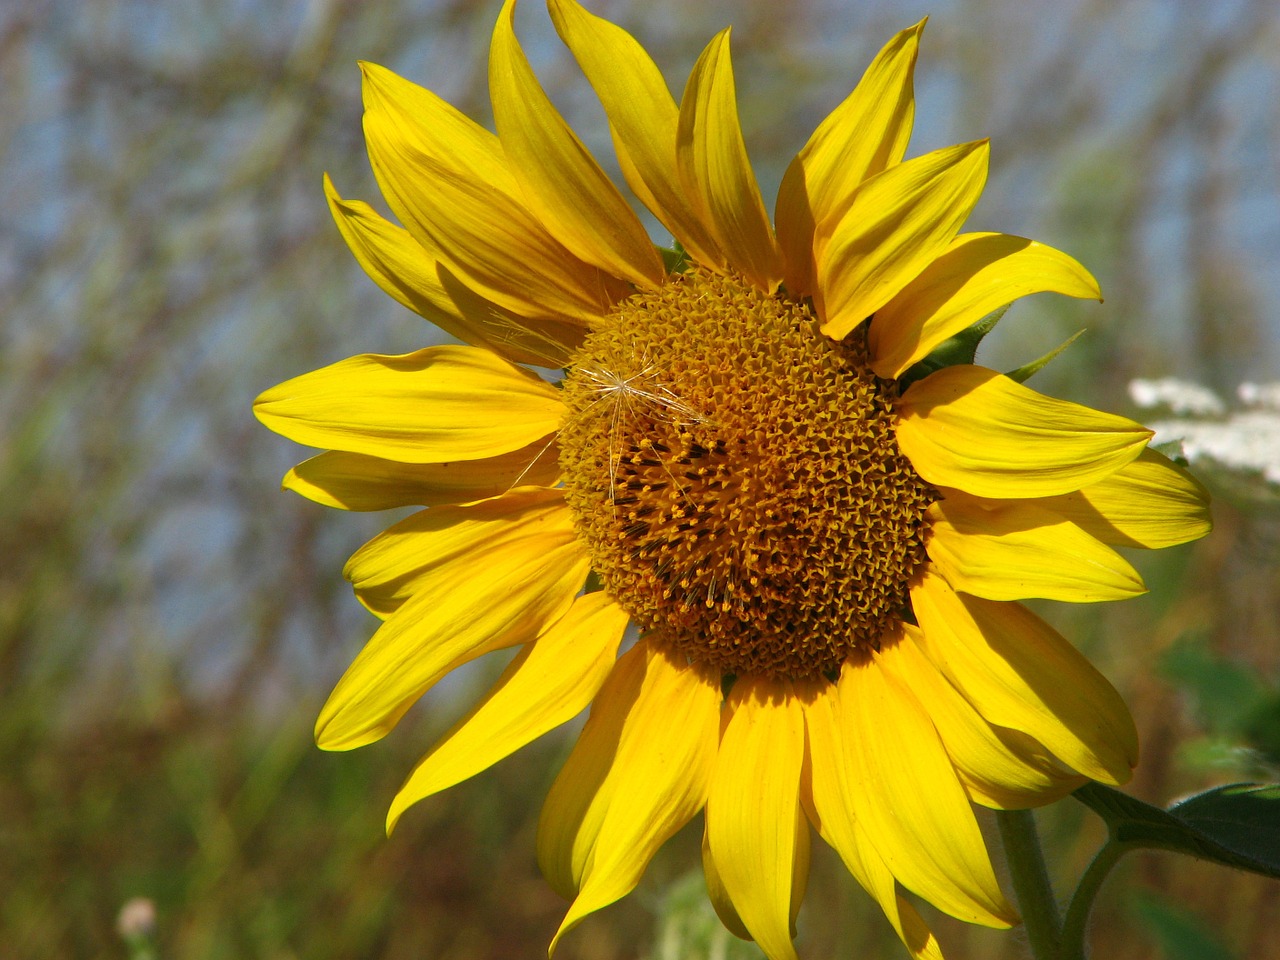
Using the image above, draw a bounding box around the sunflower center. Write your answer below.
[558,268,935,679]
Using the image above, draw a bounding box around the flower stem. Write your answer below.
[996,808,1062,960]
[1059,839,1126,960]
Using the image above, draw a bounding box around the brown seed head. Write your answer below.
[559,268,934,679]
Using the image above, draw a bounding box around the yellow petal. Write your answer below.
[315,489,589,749]
[868,232,1101,379]
[360,60,516,197]
[837,645,1017,927]
[701,817,752,941]
[798,679,862,875]
[896,365,1153,497]
[343,486,570,619]
[283,440,560,512]
[489,0,663,288]
[386,591,629,832]
[253,345,564,463]
[360,65,627,325]
[816,141,989,340]
[704,676,808,960]
[925,493,1146,602]
[1033,447,1212,549]
[677,29,783,292]
[775,21,923,297]
[802,686,946,960]
[911,568,1138,784]
[844,823,946,960]
[538,640,720,950]
[548,0,724,268]
[324,175,578,367]
[702,801,812,952]
[883,627,1084,809]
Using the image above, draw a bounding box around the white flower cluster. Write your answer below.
[1128,377,1227,416]
[1129,378,1280,494]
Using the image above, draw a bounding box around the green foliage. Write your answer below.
[646,872,763,960]
[660,241,692,275]
[1160,634,1280,768]
[1129,892,1237,960]
[898,306,1008,391]
[1004,329,1086,384]
[0,689,620,959]
[1075,782,1280,880]
[900,305,1083,390]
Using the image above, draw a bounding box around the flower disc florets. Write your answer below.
[559,268,936,678]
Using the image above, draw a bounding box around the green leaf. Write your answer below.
[1169,783,1280,873]
[1004,329,1085,384]
[1129,892,1237,960]
[897,305,1009,391]
[1075,782,1280,879]
[659,240,691,274]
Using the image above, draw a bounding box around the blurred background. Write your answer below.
[2,0,1278,957]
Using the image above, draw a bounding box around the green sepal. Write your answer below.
[896,305,1009,391]
[659,240,691,274]
[1005,329,1085,384]
[1075,781,1280,879]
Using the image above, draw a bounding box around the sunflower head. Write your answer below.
[253,2,1212,958]
[560,266,936,678]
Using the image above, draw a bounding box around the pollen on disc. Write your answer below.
[558,268,936,679]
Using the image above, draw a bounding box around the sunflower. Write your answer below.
[254,2,1212,957]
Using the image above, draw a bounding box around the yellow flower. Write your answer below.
[254,2,1212,957]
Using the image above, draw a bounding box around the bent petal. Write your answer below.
[925,494,1146,602]
[360,60,516,198]
[799,680,862,877]
[1033,447,1212,549]
[883,628,1084,809]
[324,175,577,367]
[702,809,812,956]
[253,345,563,463]
[316,488,589,749]
[868,232,1101,379]
[837,644,1016,927]
[911,569,1138,785]
[361,64,627,324]
[816,140,989,340]
[283,440,560,512]
[896,365,1153,497]
[801,679,945,960]
[677,29,783,293]
[548,0,724,267]
[386,591,629,832]
[701,820,752,942]
[489,0,663,288]
[775,21,922,298]
[343,487,570,618]
[539,640,721,950]
[798,691,952,960]
[705,676,808,960]
[846,826,946,960]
